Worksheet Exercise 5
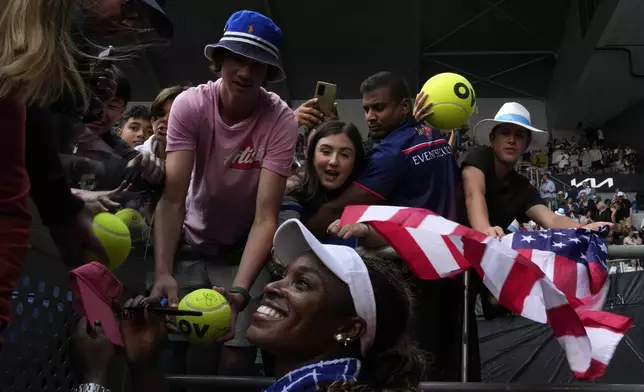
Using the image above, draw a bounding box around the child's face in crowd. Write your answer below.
[313,133,356,191]
[118,116,153,147]
[152,99,175,144]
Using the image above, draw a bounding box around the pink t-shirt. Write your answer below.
[166,79,297,253]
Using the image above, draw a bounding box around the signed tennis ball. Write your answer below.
[420,72,477,130]
[115,208,145,231]
[177,289,232,343]
[88,212,131,270]
[115,208,145,242]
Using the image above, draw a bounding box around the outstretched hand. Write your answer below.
[74,181,134,214]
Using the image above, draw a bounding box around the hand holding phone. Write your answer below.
[314,81,337,117]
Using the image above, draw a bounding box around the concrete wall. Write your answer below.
[547,0,621,129]
[602,98,644,150]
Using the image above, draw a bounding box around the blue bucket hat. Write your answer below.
[204,10,286,82]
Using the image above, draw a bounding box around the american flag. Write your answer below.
[339,205,632,380]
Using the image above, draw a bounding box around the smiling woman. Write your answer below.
[248,219,425,391]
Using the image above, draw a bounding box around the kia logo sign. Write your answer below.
[570,178,614,189]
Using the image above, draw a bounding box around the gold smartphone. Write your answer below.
[314,81,337,116]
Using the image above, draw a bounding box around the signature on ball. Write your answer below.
[197,291,219,307]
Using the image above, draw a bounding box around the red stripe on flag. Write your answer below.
[573,359,608,381]
[461,237,486,278]
[339,205,370,227]
[498,259,539,316]
[444,236,471,272]
[547,305,587,337]
[553,254,578,299]
[588,263,608,295]
[577,310,634,334]
[389,208,428,228]
[370,221,442,280]
[452,224,486,242]
[515,248,534,262]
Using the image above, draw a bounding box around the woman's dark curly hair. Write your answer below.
[289,121,365,213]
[325,250,426,392]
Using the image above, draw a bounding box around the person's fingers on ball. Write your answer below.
[211,286,230,302]
[216,331,234,343]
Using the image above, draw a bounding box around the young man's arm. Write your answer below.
[231,169,286,293]
[462,166,493,231]
[526,204,580,229]
[230,110,298,298]
[151,91,196,307]
[153,151,193,276]
[460,146,505,238]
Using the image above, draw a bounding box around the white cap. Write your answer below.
[618,191,626,197]
[273,219,377,356]
[555,208,566,216]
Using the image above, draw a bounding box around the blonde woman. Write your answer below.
[0,0,172,351]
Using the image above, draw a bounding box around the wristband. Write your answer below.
[229,286,251,310]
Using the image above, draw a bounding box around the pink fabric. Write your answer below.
[166,79,297,252]
[69,262,123,346]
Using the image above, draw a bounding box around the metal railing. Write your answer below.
[373,244,644,260]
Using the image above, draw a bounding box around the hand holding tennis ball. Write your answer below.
[418,73,477,130]
[176,289,232,343]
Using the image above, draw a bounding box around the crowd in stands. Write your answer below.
[547,183,640,246]
[547,137,639,175]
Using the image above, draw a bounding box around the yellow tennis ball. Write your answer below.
[90,212,131,270]
[115,208,145,242]
[177,289,232,343]
[115,208,145,231]
[420,72,477,130]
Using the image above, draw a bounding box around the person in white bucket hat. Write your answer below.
[461,102,612,239]
[473,102,549,152]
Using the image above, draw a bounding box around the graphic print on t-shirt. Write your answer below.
[223,138,266,170]
[403,124,453,166]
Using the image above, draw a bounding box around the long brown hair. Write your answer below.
[0,0,87,107]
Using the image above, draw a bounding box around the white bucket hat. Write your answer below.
[473,102,549,151]
[273,219,377,356]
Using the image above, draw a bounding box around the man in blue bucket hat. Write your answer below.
[150,10,297,375]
